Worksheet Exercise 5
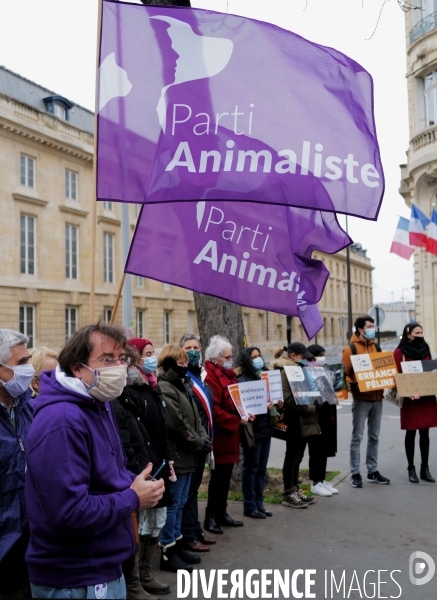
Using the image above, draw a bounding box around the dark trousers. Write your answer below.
[207,462,234,516]
[283,426,328,496]
[0,529,31,598]
[283,423,302,496]
[181,453,206,542]
[242,437,271,510]
[302,435,328,482]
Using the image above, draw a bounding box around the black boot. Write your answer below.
[216,512,244,527]
[420,465,435,482]
[175,537,201,565]
[159,542,193,573]
[408,466,419,483]
[204,507,223,535]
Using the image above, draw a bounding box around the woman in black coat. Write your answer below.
[113,343,173,598]
[236,347,275,519]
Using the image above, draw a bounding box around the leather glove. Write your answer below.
[201,438,212,454]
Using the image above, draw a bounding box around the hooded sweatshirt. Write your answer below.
[25,370,139,588]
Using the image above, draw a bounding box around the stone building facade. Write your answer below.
[0,67,373,353]
[400,2,437,352]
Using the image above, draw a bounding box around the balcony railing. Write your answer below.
[411,124,437,151]
[410,11,437,44]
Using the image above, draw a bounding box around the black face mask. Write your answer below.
[411,336,424,346]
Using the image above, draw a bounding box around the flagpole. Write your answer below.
[346,216,353,341]
[110,273,126,325]
[90,0,104,324]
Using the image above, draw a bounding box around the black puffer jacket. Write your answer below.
[113,375,173,508]
[237,371,272,440]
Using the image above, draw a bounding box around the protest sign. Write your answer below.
[126,200,350,339]
[97,1,384,219]
[228,380,268,417]
[395,372,437,398]
[261,370,284,405]
[283,365,337,405]
[350,352,397,393]
[324,363,348,400]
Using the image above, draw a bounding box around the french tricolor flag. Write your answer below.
[390,217,415,260]
[409,204,430,247]
[426,208,437,255]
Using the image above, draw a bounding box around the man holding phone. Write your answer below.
[25,324,165,599]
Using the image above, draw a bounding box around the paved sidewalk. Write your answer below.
[152,401,437,599]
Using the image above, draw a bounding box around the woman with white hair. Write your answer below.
[203,335,251,534]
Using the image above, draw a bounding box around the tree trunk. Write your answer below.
[194,294,245,354]
[140,0,246,489]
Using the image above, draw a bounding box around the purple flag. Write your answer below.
[97,1,384,220]
[125,201,351,339]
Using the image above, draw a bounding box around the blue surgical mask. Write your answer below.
[223,361,233,370]
[187,350,201,366]
[0,363,34,398]
[141,356,158,374]
[364,329,375,340]
[252,357,264,370]
[300,359,308,366]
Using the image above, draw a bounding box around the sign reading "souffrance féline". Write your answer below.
[351,352,397,392]
[97,1,384,220]
[228,381,268,417]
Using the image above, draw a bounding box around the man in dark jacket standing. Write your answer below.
[0,329,34,599]
[342,315,390,488]
[25,324,165,599]
[179,333,216,552]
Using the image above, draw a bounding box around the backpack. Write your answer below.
[348,342,381,355]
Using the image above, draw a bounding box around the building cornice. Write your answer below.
[0,116,93,163]
[59,205,89,218]
[12,192,48,207]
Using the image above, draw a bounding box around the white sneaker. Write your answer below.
[311,482,332,496]
[322,480,339,494]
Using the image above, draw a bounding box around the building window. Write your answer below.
[136,276,144,288]
[135,204,141,217]
[65,307,77,340]
[104,308,112,324]
[65,224,78,279]
[163,283,171,292]
[20,154,35,188]
[65,170,78,200]
[20,214,35,275]
[103,233,114,283]
[277,323,283,340]
[187,310,195,333]
[20,305,35,347]
[103,201,113,210]
[164,310,171,344]
[54,103,66,120]
[136,309,145,338]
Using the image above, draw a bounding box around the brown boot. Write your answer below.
[139,535,171,595]
[124,549,158,600]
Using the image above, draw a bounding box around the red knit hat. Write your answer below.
[127,338,153,353]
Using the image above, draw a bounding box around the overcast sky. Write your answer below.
[0,0,414,305]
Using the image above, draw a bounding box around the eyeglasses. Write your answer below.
[223,355,233,360]
[88,357,130,366]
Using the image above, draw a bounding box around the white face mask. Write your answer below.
[81,364,127,402]
[316,356,326,364]
[126,367,139,385]
[0,363,34,398]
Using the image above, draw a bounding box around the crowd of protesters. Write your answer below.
[0,314,435,598]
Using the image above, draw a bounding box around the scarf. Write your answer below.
[138,369,158,389]
[189,372,214,439]
[398,338,431,361]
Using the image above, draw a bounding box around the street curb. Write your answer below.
[327,470,350,488]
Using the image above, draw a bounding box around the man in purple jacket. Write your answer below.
[25,324,165,599]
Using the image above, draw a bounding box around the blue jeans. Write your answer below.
[30,576,126,599]
[350,399,383,475]
[160,472,192,546]
[242,437,271,510]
